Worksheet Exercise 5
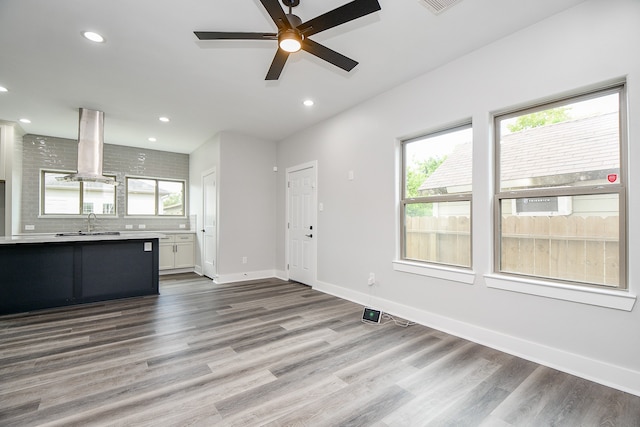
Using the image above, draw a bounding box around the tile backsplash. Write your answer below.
[21,134,191,234]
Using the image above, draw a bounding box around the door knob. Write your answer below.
[305,234,313,238]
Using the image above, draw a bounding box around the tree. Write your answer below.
[162,193,182,208]
[507,107,571,133]
[405,156,446,216]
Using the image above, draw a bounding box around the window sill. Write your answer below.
[484,274,636,311]
[392,260,475,285]
[38,214,117,219]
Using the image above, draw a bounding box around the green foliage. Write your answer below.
[507,107,571,133]
[162,192,182,208]
[405,156,446,216]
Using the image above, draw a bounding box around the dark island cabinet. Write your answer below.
[0,238,159,315]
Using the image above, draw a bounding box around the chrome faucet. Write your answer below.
[87,212,97,233]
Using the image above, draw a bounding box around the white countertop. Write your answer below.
[0,232,169,245]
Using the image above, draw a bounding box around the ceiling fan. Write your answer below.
[194,0,381,80]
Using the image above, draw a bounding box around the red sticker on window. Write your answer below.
[607,174,618,183]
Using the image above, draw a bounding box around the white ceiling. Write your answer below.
[0,0,585,154]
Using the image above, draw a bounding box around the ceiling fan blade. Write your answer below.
[194,31,277,40]
[297,0,381,37]
[265,48,290,80]
[260,0,291,30]
[301,39,358,72]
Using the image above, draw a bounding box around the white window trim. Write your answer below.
[392,260,475,285]
[40,169,117,217]
[493,83,627,291]
[399,121,473,269]
[484,273,636,311]
[125,176,187,218]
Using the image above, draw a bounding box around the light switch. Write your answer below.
[319,203,324,211]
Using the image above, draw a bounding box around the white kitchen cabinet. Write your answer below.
[159,233,195,271]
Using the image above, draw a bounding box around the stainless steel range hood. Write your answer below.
[57,108,118,185]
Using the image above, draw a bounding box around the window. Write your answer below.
[494,85,626,289]
[41,171,116,216]
[401,123,473,268]
[126,177,185,216]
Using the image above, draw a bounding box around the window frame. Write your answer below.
[493,84,628,290]
[40,169,117,217]
[400,122,473,269]
[125,176,186,217]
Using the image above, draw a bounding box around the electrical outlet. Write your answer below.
[368,273,375,285]
[125,224,133,229]
[242,256,247,264]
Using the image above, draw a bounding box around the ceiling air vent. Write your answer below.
[420,0,463,15]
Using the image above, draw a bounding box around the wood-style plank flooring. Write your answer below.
[1,273,639,426]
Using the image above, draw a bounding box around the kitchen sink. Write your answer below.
[55,231,121,237]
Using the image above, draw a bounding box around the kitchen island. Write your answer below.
[0,233,162,315]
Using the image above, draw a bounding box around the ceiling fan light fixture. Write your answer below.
[278,30,302,53]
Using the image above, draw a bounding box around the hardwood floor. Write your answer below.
[1,273,638,426]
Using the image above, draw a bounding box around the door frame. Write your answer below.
[201,167,218,280]
[285,160,318,285]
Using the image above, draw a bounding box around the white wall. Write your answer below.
[0,123,23,235]
[275,0,640,395]
[190,132,221,274]
[190,131,277,282]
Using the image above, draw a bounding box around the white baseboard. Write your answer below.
[159,267,195,276]
[274,270,288,282]
[313,279,640,398]
[214,269,278,284]
[193,264,203,276]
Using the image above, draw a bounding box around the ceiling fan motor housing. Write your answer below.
[286,13,302,28]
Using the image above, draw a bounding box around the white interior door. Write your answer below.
[202,170,217,279]
[287,163,316,285]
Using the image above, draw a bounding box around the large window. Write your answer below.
[401,123,473,268]
[126,177,185,216]
[41,171,116,215]
[494,85,626,289]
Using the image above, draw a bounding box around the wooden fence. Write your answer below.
[405,215,619,286]
[405,216,471,268]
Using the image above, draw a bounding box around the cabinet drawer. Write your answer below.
[174,234,194,242]
[159,235,175,243]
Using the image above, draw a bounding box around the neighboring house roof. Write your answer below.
[419,113,619,194]
[419,141,472,193]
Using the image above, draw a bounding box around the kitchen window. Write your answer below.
[126,177,185,216]
[494,84,627,289]
[41,171,116,216]
[400,123,473,268]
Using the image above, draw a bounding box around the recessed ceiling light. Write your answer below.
[0,86,8,92]
[19,118,31,124]
[303,99,314,107]
[159,117,170,123]
[82,31,105,43]
[148,137,157,142]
